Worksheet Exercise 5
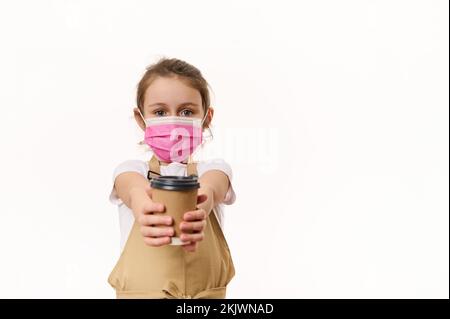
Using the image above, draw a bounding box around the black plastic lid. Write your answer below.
[150,175,200,191]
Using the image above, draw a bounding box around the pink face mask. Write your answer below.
[139,111,205,163]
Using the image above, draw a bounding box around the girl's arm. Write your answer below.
[197,170,230,216]
[114,172,152,213]
[114,172,175,247]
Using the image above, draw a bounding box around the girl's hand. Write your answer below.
[180,192,211,252]
[129,186,174,247]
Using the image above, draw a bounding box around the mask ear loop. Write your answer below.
[138,108,147,125]
[200,109,213,141]
[137,108,147,146]
[189,109,211,162]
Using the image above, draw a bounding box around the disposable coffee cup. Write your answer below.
[150,175,200,245]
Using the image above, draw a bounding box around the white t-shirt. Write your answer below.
[109,154,236,252]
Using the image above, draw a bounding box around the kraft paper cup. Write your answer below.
[151,176,200,245]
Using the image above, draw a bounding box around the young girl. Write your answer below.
[107,58,236,299]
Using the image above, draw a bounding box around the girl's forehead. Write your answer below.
[144,76,202,105]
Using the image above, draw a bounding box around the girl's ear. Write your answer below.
[204,107,214,129]
[133,107,146,131]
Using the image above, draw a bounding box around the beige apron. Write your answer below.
[108,155,235,299]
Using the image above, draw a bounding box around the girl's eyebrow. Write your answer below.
[147,102,199,107]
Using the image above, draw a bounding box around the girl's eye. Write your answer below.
[154,110,166,116]
[180,109,193,117]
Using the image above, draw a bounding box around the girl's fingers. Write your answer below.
[180,220,206,232]
[143,236,171,247]
[140,225,174,238]
[143,201,165,214]
[139,214,173,226]
[183,209,206,222]
[180,232,204,243]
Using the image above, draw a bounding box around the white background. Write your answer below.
[0,0,448,298]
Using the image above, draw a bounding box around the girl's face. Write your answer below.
[134,76,213,131]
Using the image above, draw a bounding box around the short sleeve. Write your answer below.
[197,159,236,205]
[109,160,148,206]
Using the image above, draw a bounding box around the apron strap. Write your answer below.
[187,155,198,177]
[147,155,198,180]
[147,155,161,181]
